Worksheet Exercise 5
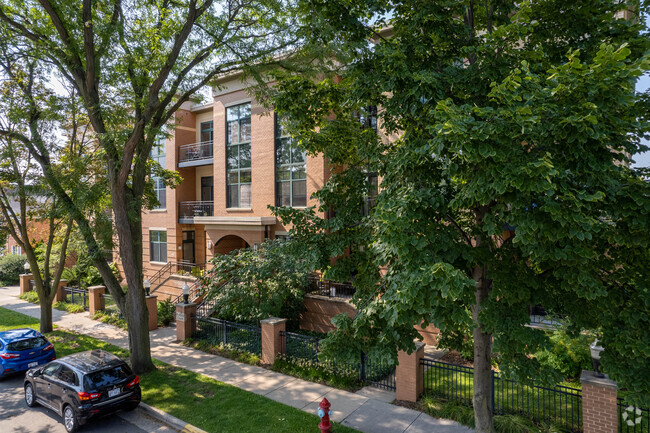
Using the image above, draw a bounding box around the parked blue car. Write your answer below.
[0,328,56,378]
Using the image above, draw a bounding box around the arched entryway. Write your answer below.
[213,235,249,255]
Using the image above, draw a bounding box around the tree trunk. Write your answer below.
[111,184,154,374]
[39,301,53,334]
[472,265,495,433]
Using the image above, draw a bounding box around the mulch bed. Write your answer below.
[439,350,474,367]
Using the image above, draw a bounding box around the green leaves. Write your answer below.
[260,0,650,407]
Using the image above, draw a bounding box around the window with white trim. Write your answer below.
[150,230,167,263]
[151,134,166,209]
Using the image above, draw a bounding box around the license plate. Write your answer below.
[108,388,121,398]
[28,362,38,368]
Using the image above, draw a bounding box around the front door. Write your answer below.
[35,362,60,405]
[182,231,195,266]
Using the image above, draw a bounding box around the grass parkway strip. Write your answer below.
[0,307,360,433]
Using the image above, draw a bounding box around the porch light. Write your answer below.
[23,262,30,273]
[590,339,605,378]
[144,278,151,296]
[182,283,190,304]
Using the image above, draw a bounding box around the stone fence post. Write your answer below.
[146,295,158,331]
[88,286,105,316]
[261,318,286,365]
[19,274,33,295]
[395,341,425,402]
[175,303,196,342]
[581,370,618,433]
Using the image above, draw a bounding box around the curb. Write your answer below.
[137,402,209,433]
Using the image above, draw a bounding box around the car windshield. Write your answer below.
[83,364,132,389]
[6,337,47,352]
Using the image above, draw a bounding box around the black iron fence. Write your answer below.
[306,276,356,299]
[196,317,261,355]
[63,287,89,310]
[619,399,650,433]
[529,305,565,327]
[178,141,213,164]
[101,293,120,314]
[421,358,582,432]
[280,330,396,390]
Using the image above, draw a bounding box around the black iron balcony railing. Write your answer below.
[306,275,356,299]
[178,141,213,164]
[179,201,214,221]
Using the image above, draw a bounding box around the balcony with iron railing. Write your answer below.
[179,201,214,224]
[178,141,213,167]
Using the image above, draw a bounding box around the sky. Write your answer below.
[631,12,650,169]
[633,73,650,168]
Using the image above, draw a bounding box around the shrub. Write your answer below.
[92,310,128,330]
[182,338,261,366]
[534,330,593,380]
[271,355,361,391]
[19,290,40,304]
[0,254,27,285]
[157,298,176,327]
[53,302,85,314]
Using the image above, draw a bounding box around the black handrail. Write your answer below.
[149,261,204,291]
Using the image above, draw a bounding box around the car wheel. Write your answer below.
[24,383,36,407]
[62,405,78,433]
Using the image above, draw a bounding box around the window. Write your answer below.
[362,173,379,216]
[7,337,47,351]
[200,121,213,143]
[42,363,61,378]
[150,230,167,263]
[151,135,166,209]
[11,245,22,255]
[56,366,78,386]
[354,106,378,131]
[226,103,252,208]
[275,116,307,207]
[83,364,133,389]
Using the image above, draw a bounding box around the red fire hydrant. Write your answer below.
[318,397,332,433]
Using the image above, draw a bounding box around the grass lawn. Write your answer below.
[0,307,360,433]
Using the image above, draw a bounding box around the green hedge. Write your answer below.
[0,254,27,285]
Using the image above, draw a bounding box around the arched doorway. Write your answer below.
[213,235,249,255]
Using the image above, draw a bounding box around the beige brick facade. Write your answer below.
[121,78,328,286]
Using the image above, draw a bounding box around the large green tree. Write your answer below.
[267,1,650,431]
[0,0,301,372]
[0,53,95,333]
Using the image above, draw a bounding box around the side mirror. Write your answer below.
[31,368,43,377]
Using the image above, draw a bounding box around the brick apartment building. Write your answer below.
[131,74,331,297]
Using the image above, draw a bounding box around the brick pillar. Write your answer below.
[175,303,196,342]
[54,280,68,303]
[146,295,158,331]
[396,341,425,402]
[261,318,287,365]
[581,370,618,433]
[19,274,33,295]
[88,286,106,315]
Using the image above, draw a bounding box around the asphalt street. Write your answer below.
[0,373,177,433]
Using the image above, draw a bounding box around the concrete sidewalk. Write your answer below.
[0,286,472,433]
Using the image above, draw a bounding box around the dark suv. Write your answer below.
[24,350,141,432]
